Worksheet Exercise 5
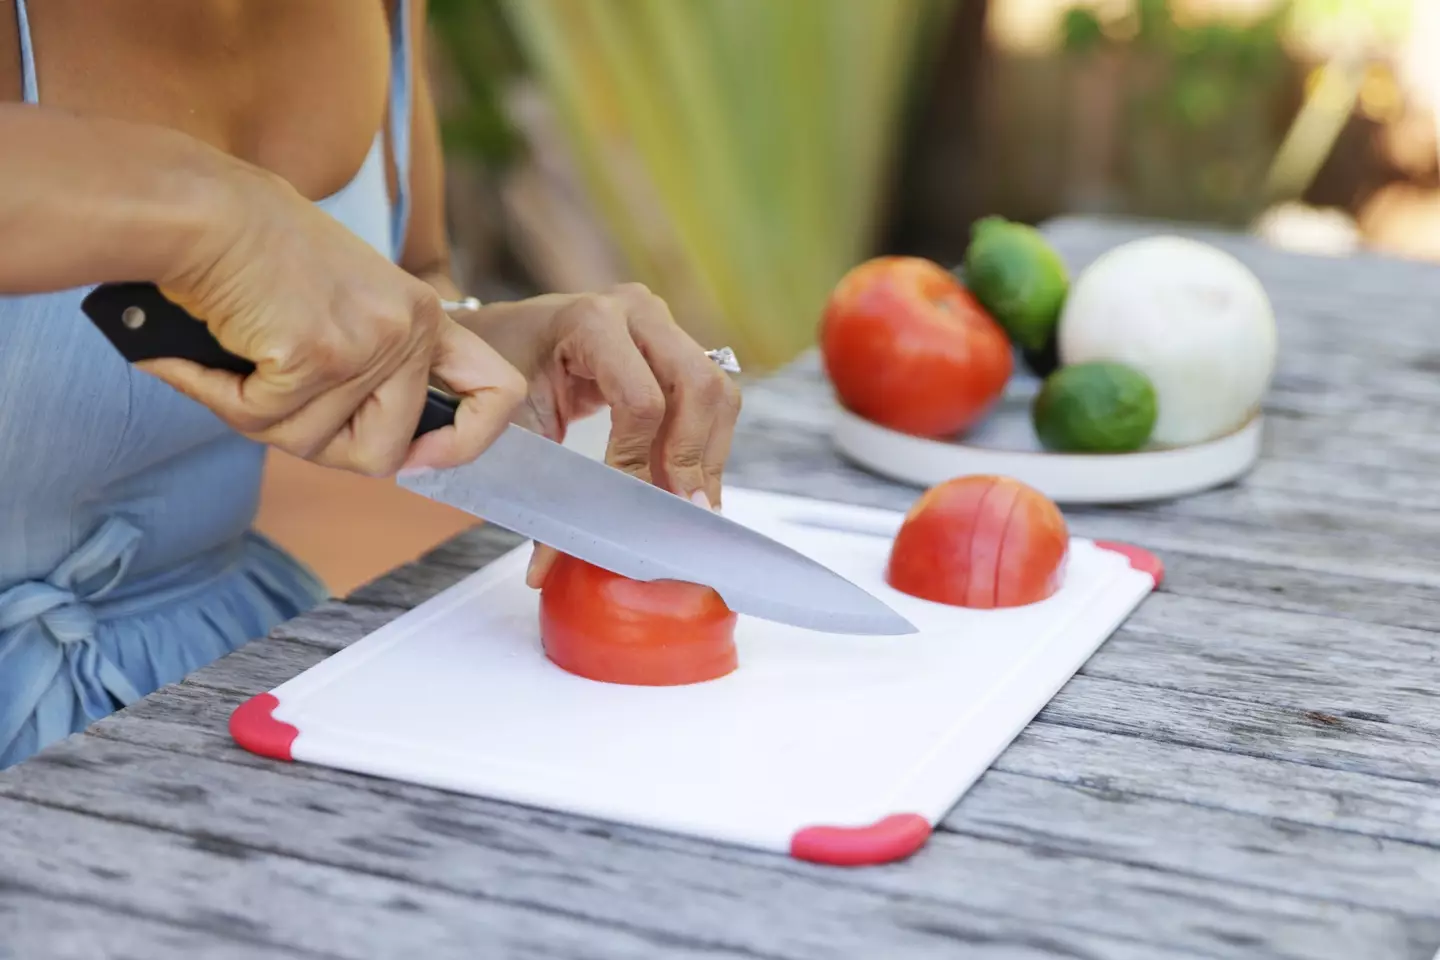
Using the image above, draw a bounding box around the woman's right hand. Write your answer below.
[140,164,527,477]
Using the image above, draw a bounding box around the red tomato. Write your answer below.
[886,475,1068,609]
[539,554,738,686]
[820,256,1013,438]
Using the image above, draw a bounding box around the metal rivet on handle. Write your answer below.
[121,306,146,330]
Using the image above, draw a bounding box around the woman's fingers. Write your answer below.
[526,542,558,589]
[609,284,738,505]
[554,294,668,485]
[700,375,743,510]
[400,318,527,473]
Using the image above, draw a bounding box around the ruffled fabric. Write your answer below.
[0,522,327,769]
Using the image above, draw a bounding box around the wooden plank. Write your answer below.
[0,786,1203,960]
[0,887,328,960]
[1138,549,1440,633]
[0,735,1414,960]
[945,771,1440,919]
[993,723,1440,848]
[1087,597,1440,733]
[1041,675,1440,785]
[0,796,785,960]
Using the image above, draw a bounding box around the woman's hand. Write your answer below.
[457,285,743,587]
[145,165,527,477]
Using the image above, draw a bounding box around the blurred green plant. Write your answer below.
[1060,0,1419,221]
[1062,0,1296,224]
[428,0,528,168]
[430,0,953,368]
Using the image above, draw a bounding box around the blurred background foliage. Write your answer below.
[426,0,1440,371]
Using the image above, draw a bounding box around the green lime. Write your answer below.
[963,216,1069,353]
[1032,362,1158,453]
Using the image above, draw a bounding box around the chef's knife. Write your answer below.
[80,282,917,636]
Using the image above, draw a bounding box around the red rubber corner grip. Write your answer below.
[790,814,932,866]
[229,693,298,761]
[1095,541,1164,587]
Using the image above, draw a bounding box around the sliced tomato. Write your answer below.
[995,490,1069,607]
[885,476,992,607]
[538,554,738,686]
[964,479,1023,609]
[886,475,1068,609]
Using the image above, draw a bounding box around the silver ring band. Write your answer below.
[440,296,482,313]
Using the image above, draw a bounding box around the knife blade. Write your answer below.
[80,282,917,636]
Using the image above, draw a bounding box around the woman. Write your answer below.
[0,0,741,768]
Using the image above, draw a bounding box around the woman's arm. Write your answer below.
[0,100,524,477]
[394,0,463,302]
[0,104,241,294]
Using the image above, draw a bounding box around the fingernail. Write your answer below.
[398,466,434,478]
[690,490,715,512]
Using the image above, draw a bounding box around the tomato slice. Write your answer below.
[965,479,1022,610]
[886,475,994,607]
[994,491,1069,607]
[886,475,1068,609]
[538,554,738,686]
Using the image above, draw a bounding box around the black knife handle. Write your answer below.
[80,281,458,438]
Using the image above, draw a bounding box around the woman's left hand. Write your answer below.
[453,284,743,586]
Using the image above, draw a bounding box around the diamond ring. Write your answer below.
[706,347,741,374]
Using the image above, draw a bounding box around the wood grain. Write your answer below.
[6,218,1440,959]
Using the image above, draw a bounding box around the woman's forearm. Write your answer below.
[0,104,241,294]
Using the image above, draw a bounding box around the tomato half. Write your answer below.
[886,475,1068,609]
[538,554,739,686]
[819,256,1013,438]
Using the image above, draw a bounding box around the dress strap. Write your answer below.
[387,0,414,261]
[14,0,39,103]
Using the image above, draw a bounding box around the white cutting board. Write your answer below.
[231,486,1160,866]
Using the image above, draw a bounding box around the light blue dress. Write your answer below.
[0,0,416,768]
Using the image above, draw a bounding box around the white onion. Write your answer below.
[1057,235,1278,447]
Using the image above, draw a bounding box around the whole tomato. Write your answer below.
[886,475,1068,608]
[539,554,738,686]
[820,257,1013,438]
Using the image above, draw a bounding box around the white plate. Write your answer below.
[832,375,1263,504]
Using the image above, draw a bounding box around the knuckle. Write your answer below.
[570,293,619,329]
[622,385,667,426]
[499,366,529,403]
[408,288,445,332]
[264,424,326,461]
[375,307,416,353]
[224,408,275,436]
[610,281,656,306]
[668,446,705,470]
[350,437,410,478]
[297,335,353,381]
[607,446,652,478]
[691,362,729,404]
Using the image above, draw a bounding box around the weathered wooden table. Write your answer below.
[4,217,1440,960]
